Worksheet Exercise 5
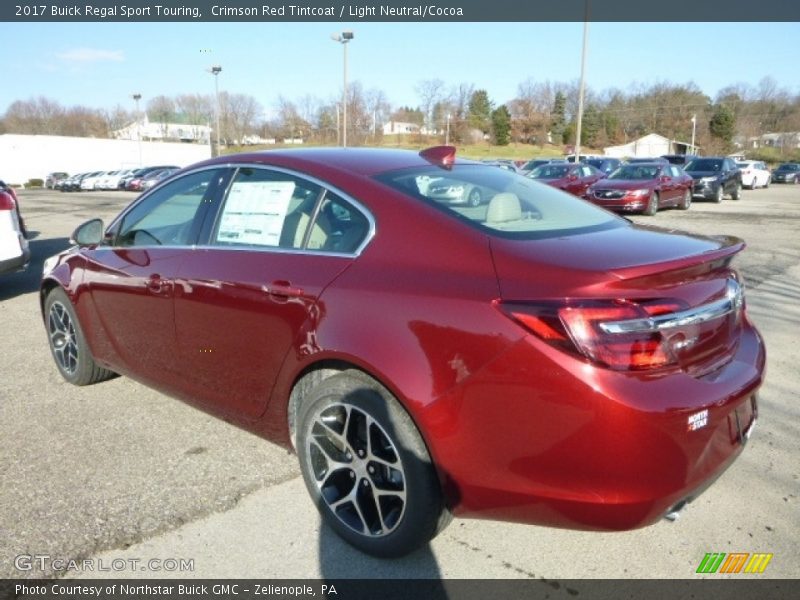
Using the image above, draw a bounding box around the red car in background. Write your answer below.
[527,162,605,197]
[40,146,764,557]
[586,162,694,215]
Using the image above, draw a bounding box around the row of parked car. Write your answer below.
[48,165,180,193]
[509,155,799,216]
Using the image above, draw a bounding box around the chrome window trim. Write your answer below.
[599,280,743,335]
[106,162,376,258]
[205,162,375,257]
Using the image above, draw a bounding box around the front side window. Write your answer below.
[376,164,622,239]
[116,169,223,247]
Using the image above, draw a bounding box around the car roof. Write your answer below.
[195,147,481,177]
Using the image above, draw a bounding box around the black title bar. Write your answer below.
[3,0,800,22]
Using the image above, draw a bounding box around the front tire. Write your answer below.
[713,185,724,203]
[644,192,659,216]
[296,371,449,558]
[731,182,742,200]
[45,288,115,385]
[679,189,692,210]
[467,187,482,207]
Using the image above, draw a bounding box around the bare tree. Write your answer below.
[147,96,176,138]
[415,79,446,133]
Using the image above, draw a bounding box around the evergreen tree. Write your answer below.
[491,105,511,145]
[468,90,493,133]
[550,91,567,143]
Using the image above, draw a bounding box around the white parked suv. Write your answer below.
[736,160,771,189]
[0,182,30,274]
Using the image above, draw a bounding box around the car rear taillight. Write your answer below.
[497,281,743,372]
[0,192,16,211]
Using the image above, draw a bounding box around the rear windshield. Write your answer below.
[529,164,570,179]
[374,164,622,239]
[685,159,722,171]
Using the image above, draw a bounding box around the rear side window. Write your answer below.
[376,164,622,239]
[212,167,371,254]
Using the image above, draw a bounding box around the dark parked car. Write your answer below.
[41,146,764,558]
[527,162,605,197]
[771,163,800,184]
[584,157,622,175]
[626,157,669,164]
[586,162,693,215]
[139,168,179,191]
[122,165,180,190]
[520,158,566,174]
[684,157,742,202]
[661,154,697,166]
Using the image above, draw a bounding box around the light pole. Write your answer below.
[573,1,590,162]
[132,93,142,166]
[690,114,697,155]
[210,65,222,156]
[445,113,451,145]
[331,31,353,147]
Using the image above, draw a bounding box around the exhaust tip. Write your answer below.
[664,500,689,522]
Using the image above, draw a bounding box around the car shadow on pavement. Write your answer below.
[318,522,446,585]
[0,235,71,302]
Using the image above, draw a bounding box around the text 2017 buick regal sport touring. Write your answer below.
[41,146,765,557]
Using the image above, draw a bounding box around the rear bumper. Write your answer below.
[0,244,31,274]
[423,317,765,531]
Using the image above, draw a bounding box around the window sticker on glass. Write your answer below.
[217,180,296,246]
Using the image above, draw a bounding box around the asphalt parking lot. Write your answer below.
[1,185,798,582]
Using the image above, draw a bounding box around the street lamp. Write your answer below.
[210,65,222,156]
[445,113,451,145]
[131,93,142,166]
[690,114,697,155]
[331,31,354,147]
[573,1,590,162]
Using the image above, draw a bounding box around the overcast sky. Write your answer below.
[2,21,799,117]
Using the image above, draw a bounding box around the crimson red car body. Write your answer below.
[40,147,765,556]
[586,162,694,215]
[527,162,605,197]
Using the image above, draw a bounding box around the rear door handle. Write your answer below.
[146,274,171,295]
[267,280,304,300]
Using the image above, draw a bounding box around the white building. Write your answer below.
[0,134,211,185]
[113,115,211,144]
[383,121,421,135]
[604,133,697,158]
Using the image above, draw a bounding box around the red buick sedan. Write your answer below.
[586,162,694,215]
[41,147,764,557]
[527,162,605,197]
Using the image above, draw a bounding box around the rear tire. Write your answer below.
[45,288,116,386]
[296,371,449,558]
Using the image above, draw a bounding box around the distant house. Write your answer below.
[113,115,211,144]
[743,132,800,150]
[383,121,421,135]
[604,133,697,158]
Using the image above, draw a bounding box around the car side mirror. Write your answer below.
[568,174,578,181]
[71,219,104,246]
[660,175,670,182]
